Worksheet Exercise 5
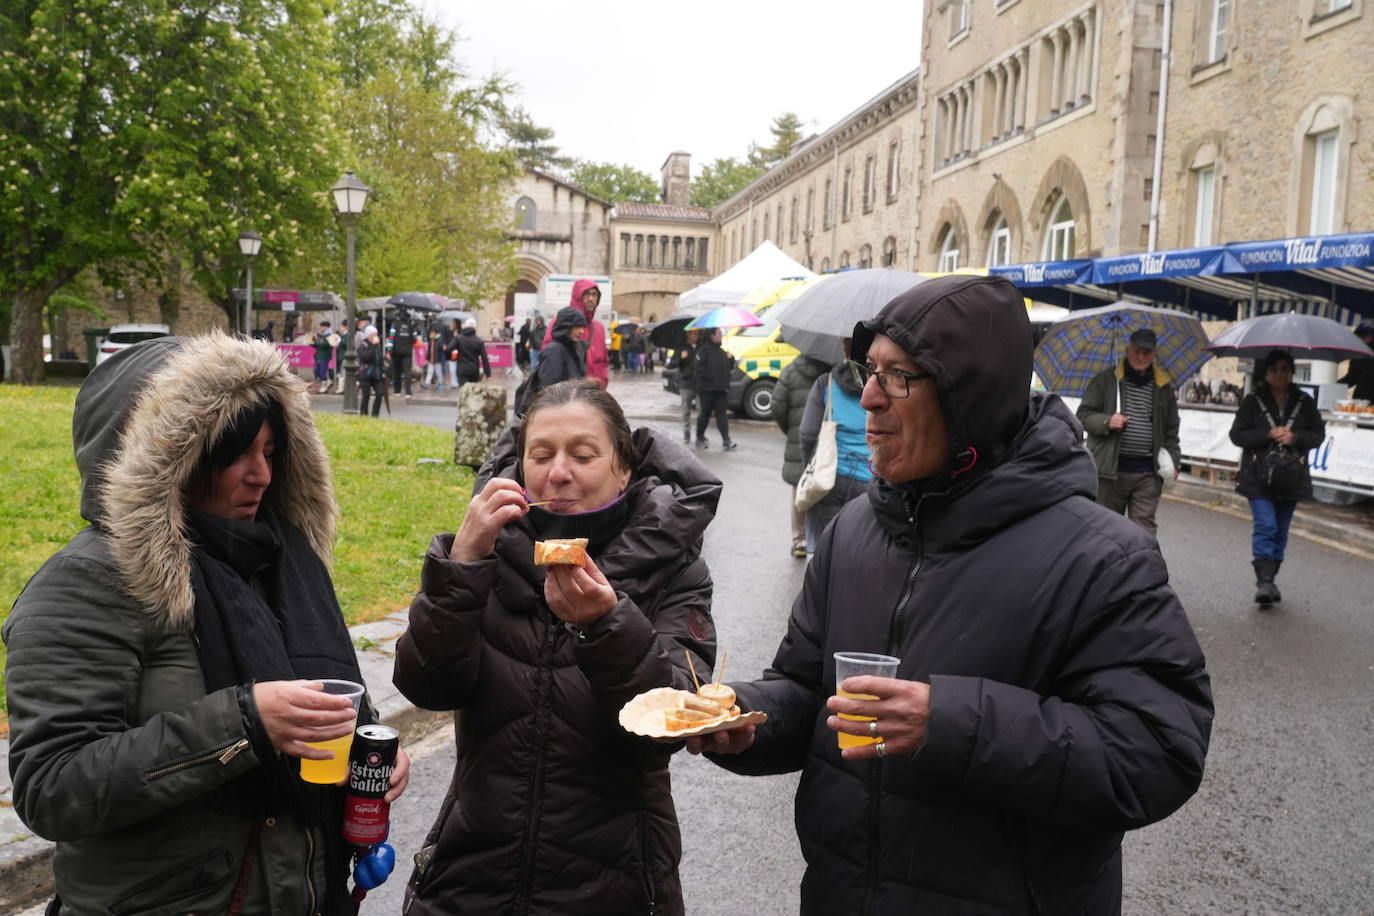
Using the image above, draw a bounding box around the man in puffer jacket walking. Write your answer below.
[690,274,1212,915]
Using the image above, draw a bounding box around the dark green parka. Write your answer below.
[4,333,355,916]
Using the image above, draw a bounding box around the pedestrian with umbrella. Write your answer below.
[1076,327,1182,536]
[1204,312,1373,607]
[693,329,737,450]
[685,307,761,451]
[1227,350,1326,608]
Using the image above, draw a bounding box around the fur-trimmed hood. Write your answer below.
[73,331,337,630]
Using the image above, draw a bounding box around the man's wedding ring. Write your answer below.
[875,739,887,758]
[868,720,879,738]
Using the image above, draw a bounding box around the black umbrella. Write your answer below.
[1205,313,1374,362]
[615,322,641,335]
[649,316,693,349]
[387,291,446,313]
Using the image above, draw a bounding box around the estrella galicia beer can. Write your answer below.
[342,724,399,846]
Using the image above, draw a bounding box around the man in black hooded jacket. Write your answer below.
[689,274,1212,915]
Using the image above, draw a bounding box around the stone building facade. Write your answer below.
[714,69,923,274]
[915,0,1143,270]
[607,153,716,320]
[1154,0,1371,249]
[501,167,614,316]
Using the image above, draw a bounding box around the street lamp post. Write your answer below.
[238,230,263,336]
[331,170,371,412]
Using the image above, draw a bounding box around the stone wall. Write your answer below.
[1157,0,1372,248]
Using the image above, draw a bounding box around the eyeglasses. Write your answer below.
[847,360,933,399]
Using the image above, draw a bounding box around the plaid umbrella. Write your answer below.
[1033,303,1210,397]
[685,306,763,331]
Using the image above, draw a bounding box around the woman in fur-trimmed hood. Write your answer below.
[3,331,408,916]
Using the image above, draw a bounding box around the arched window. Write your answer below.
[821,257,831,272]
[840,250,851,268]
[859,244,873,269]
[1043,196,1075,260]
[938,227,961,271]
[987,215,1011,266]
[882,236,897,267]
[514,197,536,230]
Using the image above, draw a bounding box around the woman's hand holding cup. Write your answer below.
[451,478,529,563]
[253,679,359,759]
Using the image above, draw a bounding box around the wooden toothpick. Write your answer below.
[716,650,729,687]
[685,649,702,692]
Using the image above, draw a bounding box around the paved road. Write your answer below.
[353,384,1373,915]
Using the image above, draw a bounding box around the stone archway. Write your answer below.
[504,279,538,318]
[927,199,971,270]
[1029,156,1093,257]
[974,179,1025,264]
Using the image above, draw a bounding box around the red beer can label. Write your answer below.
[342,724,399,846]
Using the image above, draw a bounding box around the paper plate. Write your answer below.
[619,686,768,740]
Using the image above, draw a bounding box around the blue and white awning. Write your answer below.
[992,232,1374,321]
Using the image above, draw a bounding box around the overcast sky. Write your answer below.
[432,0,926,179]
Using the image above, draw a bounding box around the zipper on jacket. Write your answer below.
[142,737,250,781]
[513,615,560,916]
[637,812,657,916]
[862,497,923,915]
[885,496,924,655]
[305,822,318,916]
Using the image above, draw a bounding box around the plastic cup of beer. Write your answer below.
[298,679,365,784]
[834,652,900,749]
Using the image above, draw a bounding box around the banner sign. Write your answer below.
[263,289,300,304]
[1222,233,1374,273]
[989,260,1093,286]
[1091,247,1226,284]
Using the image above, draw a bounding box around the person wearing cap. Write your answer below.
[687,274,1212,914]
[1076,327,1182,536]
[1338,323,1374,400]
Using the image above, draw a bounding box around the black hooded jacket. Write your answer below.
[711,275,1213,915]
[393,424,721,916]
[516,307,587,415]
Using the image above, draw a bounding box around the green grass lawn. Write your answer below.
[0,385,474,715]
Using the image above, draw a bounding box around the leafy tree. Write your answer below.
[329,0,411,90]
[499,106,572,171]
[335,45,520,304]
[749,111,806,167]
[690,157,765,209]
[568,161,659,204]
[0,0,340,383]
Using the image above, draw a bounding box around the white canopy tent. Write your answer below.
[677,240,814,315]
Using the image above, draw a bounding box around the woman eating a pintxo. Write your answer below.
[393,378,722,916]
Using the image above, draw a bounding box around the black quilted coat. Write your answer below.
[394,425,721,916]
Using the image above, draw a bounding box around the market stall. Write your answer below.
[1001,233,1374,499]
